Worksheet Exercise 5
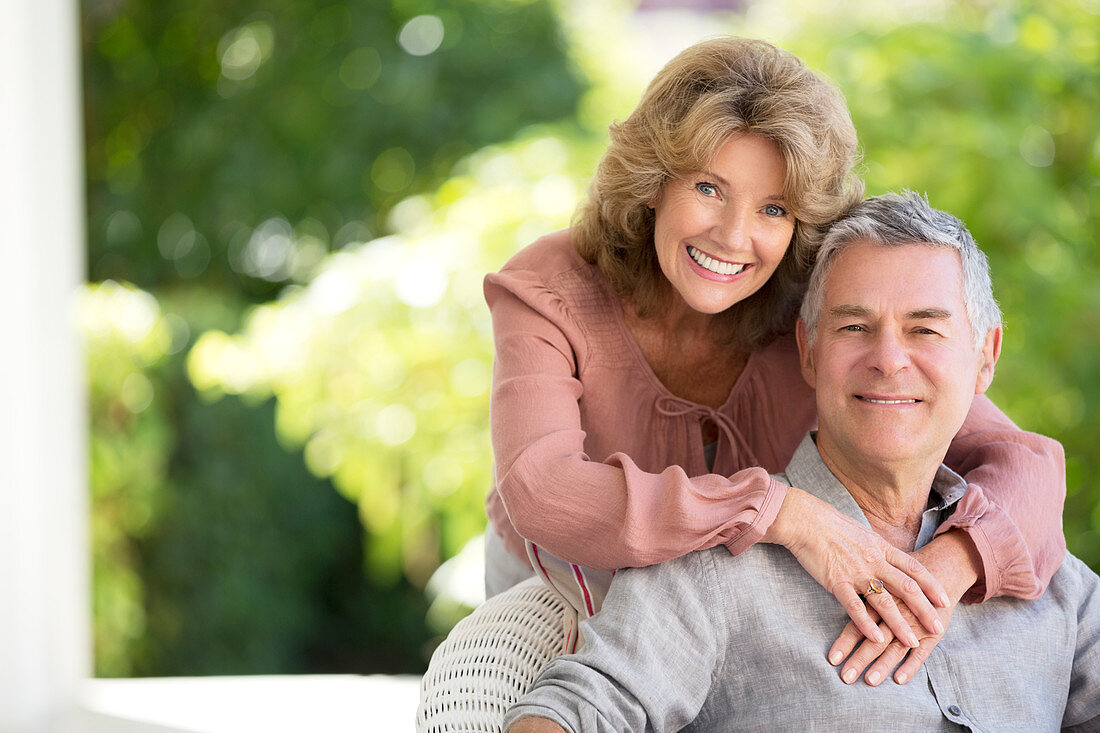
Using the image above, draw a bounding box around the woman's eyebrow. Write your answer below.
[700,170,786,201]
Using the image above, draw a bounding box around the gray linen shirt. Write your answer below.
[505,434,1100,732]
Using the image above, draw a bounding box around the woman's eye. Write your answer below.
[764,203,787,217]
[695,182,718,197]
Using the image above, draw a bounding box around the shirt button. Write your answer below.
[947,704,962,716]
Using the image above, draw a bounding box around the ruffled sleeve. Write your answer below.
[484,236,788,572]
[938,394,1066,602]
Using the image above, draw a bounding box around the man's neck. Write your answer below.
[814,432,942,552]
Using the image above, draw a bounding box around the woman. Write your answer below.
[483,37,1064,677]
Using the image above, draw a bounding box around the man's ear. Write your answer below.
[974,326,1002,395]
[795,318,817,389]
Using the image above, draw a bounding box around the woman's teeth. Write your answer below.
[688,246,746,276]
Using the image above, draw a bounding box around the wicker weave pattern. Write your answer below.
[416,577,572,732]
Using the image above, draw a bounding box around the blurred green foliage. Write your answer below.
[85,0,1099,677]
[83,0,584,676]
[83,0,583,294]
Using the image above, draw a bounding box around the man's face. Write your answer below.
[797,240,1001,470]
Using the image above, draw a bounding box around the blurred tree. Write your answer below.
[82,0,585,676]
[83,0,584,296]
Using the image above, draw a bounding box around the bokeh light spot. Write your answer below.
[1020,124,1056,167]
[218,22,275,81]
[120,373,154,414]
[375,404,417,446]
[339,47,382,90]
[371,147,416,193]
[398,15,445,56]
[450,358,490,398]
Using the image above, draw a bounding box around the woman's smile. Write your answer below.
[685,245,750,278]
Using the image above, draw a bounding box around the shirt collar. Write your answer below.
[777,432,968,544]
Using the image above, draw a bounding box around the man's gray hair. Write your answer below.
[800,191,1002,347]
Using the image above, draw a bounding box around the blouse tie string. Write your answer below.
[654,395,760,470]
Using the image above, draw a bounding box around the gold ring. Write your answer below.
[866,577,885,594]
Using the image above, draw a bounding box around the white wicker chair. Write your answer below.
[416,577,574,732]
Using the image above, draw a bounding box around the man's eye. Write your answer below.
[841,324,865,332]
[914,328,939,335]
[764,204,787,217]
[695,182,718,197]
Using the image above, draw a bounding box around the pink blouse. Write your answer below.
[485,229,1066,604]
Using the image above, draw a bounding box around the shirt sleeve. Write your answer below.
[937,393,1066,602]
[503,552,725,733]
[1063,557,1100,731]
[485,268,787,572]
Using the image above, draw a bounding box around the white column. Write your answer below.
[0,0,89,731]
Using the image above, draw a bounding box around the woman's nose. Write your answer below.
[711,207,748,249]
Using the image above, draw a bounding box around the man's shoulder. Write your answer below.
[1051,552,1100,599]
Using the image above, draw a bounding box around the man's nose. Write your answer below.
[866,331,910,375]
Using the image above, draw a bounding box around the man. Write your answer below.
[504,192,1100,732]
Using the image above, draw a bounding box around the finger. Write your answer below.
[893,636,942,685]
[827,620,866,666]
[865,591,919,648]
[834,582,885,644]
[863,640,909,686]
[839,622,892,684]
[876,563,944,637]
[885,544,949,608]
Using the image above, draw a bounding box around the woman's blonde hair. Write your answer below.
[573,36,864,349]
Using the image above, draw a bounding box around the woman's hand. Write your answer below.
[829,601,953,685]
[827,528,981,685]
[761,487,949,646]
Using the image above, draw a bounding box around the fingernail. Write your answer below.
[895,672,909,685]
[908,633,919,648]
[933,619,944,635]
[829,651,842,665]
[842,668,857,684]
[866,670,880,686]
[939,593,950,607]
[873,629,885,644]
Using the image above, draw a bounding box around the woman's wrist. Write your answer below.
[760,486,812,550]
[913,529,981,604]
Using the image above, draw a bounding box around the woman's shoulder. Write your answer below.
[487,229,611,311]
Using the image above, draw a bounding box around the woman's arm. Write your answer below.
[486,268,786,571]
[940,393,1066,601]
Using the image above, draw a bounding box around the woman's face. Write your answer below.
[652,133,795,315]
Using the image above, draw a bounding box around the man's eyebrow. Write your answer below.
[907,308,953,320]
[827,304,872,319]
[826,305,954,320]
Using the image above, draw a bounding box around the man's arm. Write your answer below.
[1063,556,1100,731]
[502,550,728,733]
[507,717,567,733]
